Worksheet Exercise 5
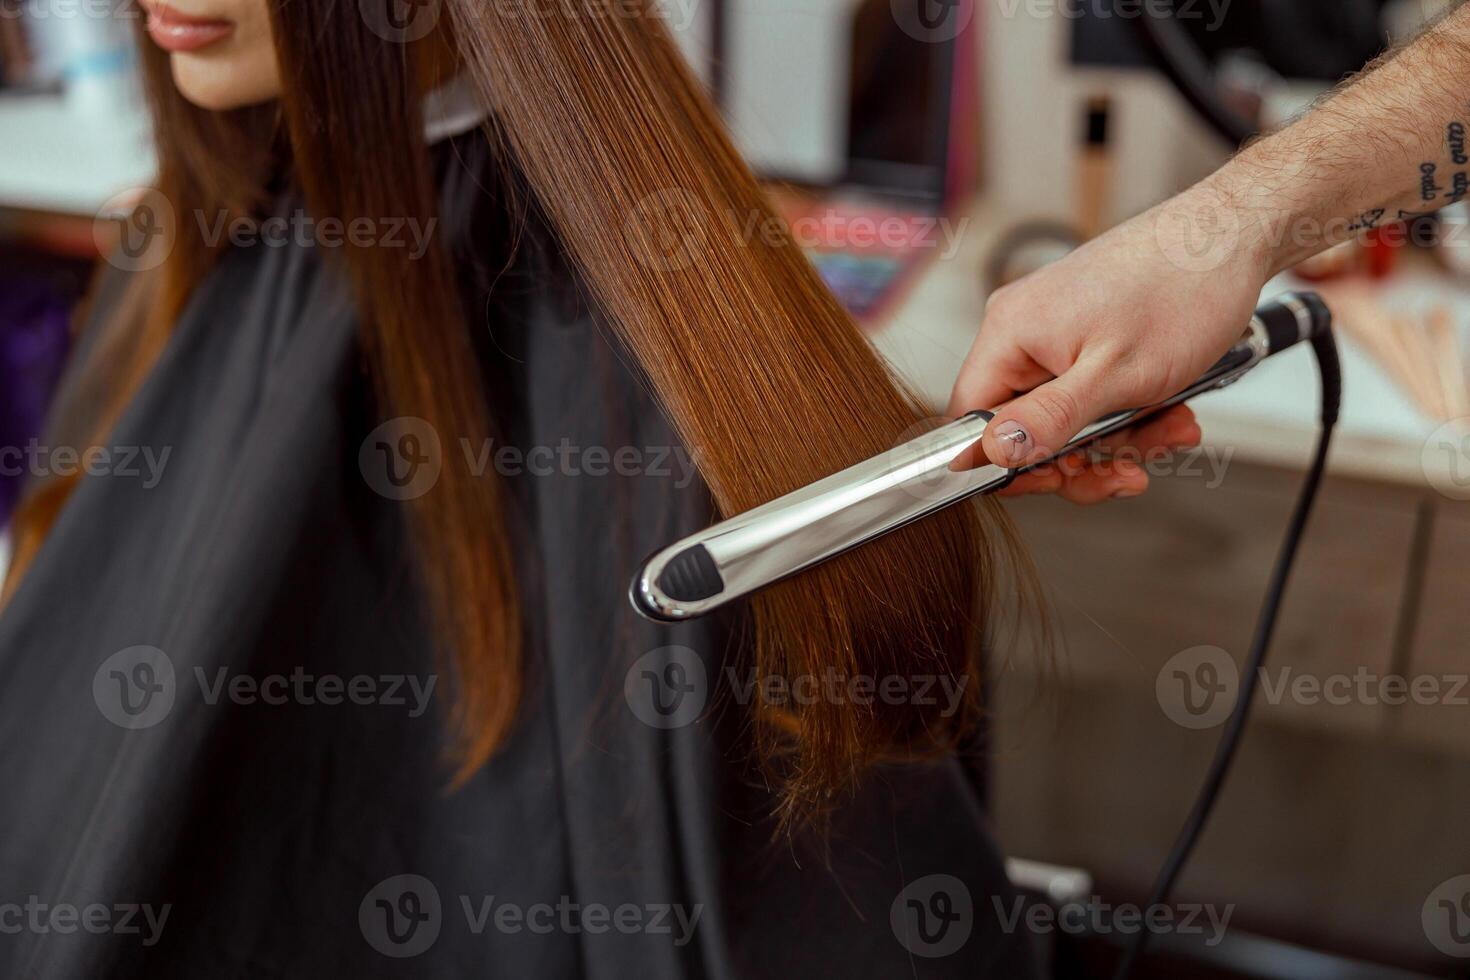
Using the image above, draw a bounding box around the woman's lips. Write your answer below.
[144,3,235,53]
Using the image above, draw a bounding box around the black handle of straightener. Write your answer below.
[1257,291,1333,356]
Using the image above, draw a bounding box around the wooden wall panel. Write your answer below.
[987,463,1466,970]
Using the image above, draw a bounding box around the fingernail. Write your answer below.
[991,420,1031,464]
[1112,486,1144,499]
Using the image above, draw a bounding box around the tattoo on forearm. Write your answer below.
[1347,208,1385,231]
[1422,161,1443,201]
[1359,121,1470,227]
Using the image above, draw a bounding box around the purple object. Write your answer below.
[0,279,72,524]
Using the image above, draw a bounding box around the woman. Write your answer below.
[0,0,1192,976]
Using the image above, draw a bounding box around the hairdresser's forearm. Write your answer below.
[1191,2,1470,276]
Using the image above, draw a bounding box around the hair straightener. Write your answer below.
[631,291,1332,623]
[628,290,1341,980]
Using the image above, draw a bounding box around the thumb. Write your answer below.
[982,364,1115,468]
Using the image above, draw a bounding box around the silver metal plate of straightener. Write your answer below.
[630,317,1271,623]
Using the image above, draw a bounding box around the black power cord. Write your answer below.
[1113,327,1342,980]
[1121,0,1259,147]
[1108,3,1348,971]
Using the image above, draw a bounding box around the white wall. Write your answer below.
[980,4,1229,227]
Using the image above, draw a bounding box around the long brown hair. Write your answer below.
[5,0,1034,826]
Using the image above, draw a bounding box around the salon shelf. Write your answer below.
[0,95,156,217]
[875,197,1456,490]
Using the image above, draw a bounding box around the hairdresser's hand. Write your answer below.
[948,184,1272,504]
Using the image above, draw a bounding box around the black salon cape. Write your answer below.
[0,132,1036,979]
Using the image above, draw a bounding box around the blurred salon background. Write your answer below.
[4,0,1470,976]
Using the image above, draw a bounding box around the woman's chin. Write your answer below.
[169,55,280,111]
